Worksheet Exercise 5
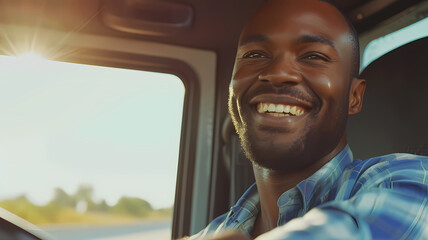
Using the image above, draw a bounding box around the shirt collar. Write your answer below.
[228,145,354,230]
[291,145,354,211]
[228,183,259,235]
[230,183,259,215]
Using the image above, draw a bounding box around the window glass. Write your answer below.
[0,54,185,240]
[362,17,428,70]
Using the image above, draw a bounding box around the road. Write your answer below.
[42,220,171,240]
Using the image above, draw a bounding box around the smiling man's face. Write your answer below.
[229,0,362,171]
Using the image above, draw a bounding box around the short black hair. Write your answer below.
[321,0,360,79]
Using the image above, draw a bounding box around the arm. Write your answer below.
[256,189,428,240]
[199,156,428,239]
[204,189,428,240]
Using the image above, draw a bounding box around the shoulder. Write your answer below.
[360,153,428,174]
[351,153,428,194]
[188,184,259,239]
[367,152,427,162]
[188,212,230,240]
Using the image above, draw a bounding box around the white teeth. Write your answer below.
[257,104,263,113]
[257,102,306,117]
[263,104,268,112]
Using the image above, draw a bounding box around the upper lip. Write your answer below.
[249,94,314,110]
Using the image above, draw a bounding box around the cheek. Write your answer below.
[302,66,349,104]
[228,72,250,123]
[230,64,260,98]
[301,67,350,136]
[315,75,342,101]
[232,64,260,82]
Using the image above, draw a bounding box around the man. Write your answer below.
[189,0,428,239]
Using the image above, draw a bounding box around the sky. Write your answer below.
[0,54,184,209]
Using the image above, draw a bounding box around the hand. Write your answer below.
[204,231,252,240]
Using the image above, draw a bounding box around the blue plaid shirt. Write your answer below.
[189,146,428,239]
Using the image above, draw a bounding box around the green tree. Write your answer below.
[73,184,94,202]
[0,195,50,224]
[51,188,75,208]
[88,199,109,213]
[110,197,153,217]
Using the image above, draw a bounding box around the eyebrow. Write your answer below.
[239,34,270,46]
[239,33,336,49]
[296,34,335,48]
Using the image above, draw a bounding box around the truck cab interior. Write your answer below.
[0,0,427,239]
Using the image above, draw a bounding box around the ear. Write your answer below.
[348,78,366,115]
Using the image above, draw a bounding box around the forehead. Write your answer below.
[241,0,351,45]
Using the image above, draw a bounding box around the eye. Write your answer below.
[242,51,268,59]
[300,52,330,62]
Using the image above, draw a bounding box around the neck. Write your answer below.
[251,140,347,236]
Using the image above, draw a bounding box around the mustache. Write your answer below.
[244,84,320,106]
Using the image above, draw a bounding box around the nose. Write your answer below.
[258,57,301,87]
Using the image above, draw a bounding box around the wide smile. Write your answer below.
[256,102,306,117]
[250,93,312,115]
[247,94,314,127]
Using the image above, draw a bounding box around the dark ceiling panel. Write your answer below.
[0,0,423,104]
[0,0,100,30]
[330,0,372,12]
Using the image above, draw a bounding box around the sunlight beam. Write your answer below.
[17,52,46,61]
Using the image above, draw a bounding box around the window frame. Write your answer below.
[0,24,217,238]
[62,49,200,238]
[357,1,428,72]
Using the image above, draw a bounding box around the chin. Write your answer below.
[240,130,313,172]
[252,152,311,172]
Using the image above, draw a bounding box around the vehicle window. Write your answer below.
[362,17,428,70]
[0,54,185,240]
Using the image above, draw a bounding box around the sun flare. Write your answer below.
[17,52,46,61]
